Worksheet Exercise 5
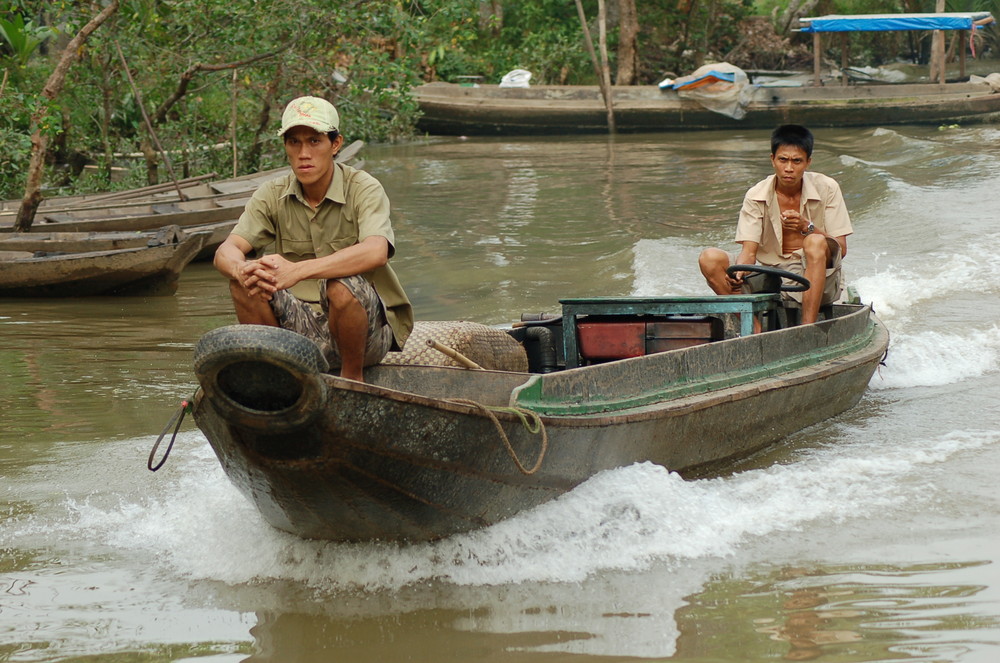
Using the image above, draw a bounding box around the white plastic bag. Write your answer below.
[499,69,532,88]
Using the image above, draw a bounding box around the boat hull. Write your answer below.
[192,304,889,542]
[0,226,208,297]
[413,81,1000,134]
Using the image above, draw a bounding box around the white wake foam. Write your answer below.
[9,429,995,593]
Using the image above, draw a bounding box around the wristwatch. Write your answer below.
[801,222,815,236]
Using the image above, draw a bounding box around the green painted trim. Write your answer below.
[513,320,878,417]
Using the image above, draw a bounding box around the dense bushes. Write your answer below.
[1,0,998,199]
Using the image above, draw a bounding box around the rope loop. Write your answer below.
[148,396,194,472]
[447,398,548,475]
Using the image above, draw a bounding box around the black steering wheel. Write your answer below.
[726,264,810,293]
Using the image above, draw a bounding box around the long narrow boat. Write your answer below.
[0,172,220,215]
[414,77,1000,135]
[0,224,210,297]
[0,219,237,262]
[414,12,998,135]
[191,288,889,542]
[0,140,365,233]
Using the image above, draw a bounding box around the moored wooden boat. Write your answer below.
[0,220,237,263]
[0,140,365,233]
[0,194,251,234]
[415,11,999,135]
[413,78,1000,135]
[0,172,220,215]
[191,291,889,542]
[0,224,210,297]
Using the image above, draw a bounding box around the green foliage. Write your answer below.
[0,13,56,66]
[4,0,999,200]
[0,123,32,199]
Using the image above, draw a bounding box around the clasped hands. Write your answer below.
[237,254,300,301]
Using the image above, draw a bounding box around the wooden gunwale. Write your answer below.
[315,305,884,425]
[0,229,208,296]
[413,81,1000,134]
[192,302,889,541]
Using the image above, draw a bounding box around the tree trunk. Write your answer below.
[616,0,639,85]
[99,48,114,183]
[140,137,159,186]
[478,0,503,35]
[14,0,120,232]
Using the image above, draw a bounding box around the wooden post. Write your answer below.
[959,29,967,79]
[813,32,822,86]
[931,0,946,84]
[937,32,947,83]
[840,33,848,85]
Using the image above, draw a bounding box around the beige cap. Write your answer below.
[277,96,340,136]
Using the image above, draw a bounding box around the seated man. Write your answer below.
[214,96,412,381]
[698,124,853,325]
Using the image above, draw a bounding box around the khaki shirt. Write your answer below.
[735,171,853,266]
[232,164,413,349]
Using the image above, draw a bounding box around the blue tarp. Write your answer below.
[799,12,994,33]
[662,69,736,90]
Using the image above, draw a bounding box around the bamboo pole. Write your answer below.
[426,339,483,370]
[114,41,187,201]
[596,0,616,132]
[573,0,616,133]
[231,69,238,178]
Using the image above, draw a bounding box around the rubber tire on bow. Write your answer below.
[194,324,329,431]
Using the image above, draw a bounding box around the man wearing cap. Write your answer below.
[214,96,412,381]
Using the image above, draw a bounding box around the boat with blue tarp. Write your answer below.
[413,12,1000,134]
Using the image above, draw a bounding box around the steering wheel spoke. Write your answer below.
[726,264,810,293]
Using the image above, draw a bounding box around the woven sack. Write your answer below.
[382,321,528,372]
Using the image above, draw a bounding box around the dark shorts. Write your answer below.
[269,275,393,369]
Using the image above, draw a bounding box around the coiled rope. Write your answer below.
[447,399,548,475]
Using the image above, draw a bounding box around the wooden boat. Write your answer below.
[0,190,252,234]
[415,12,998,135]
[0,219,236,263]
[0,140,365,233]
[414,77,1000,134]
[0,224,210,297]
[190,285,889,542]
[0,172,221,215]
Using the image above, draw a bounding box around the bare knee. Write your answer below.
[325,280,362,316]
[229,280,276,325]
[802,234,829,263]
[699,247,730,277]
